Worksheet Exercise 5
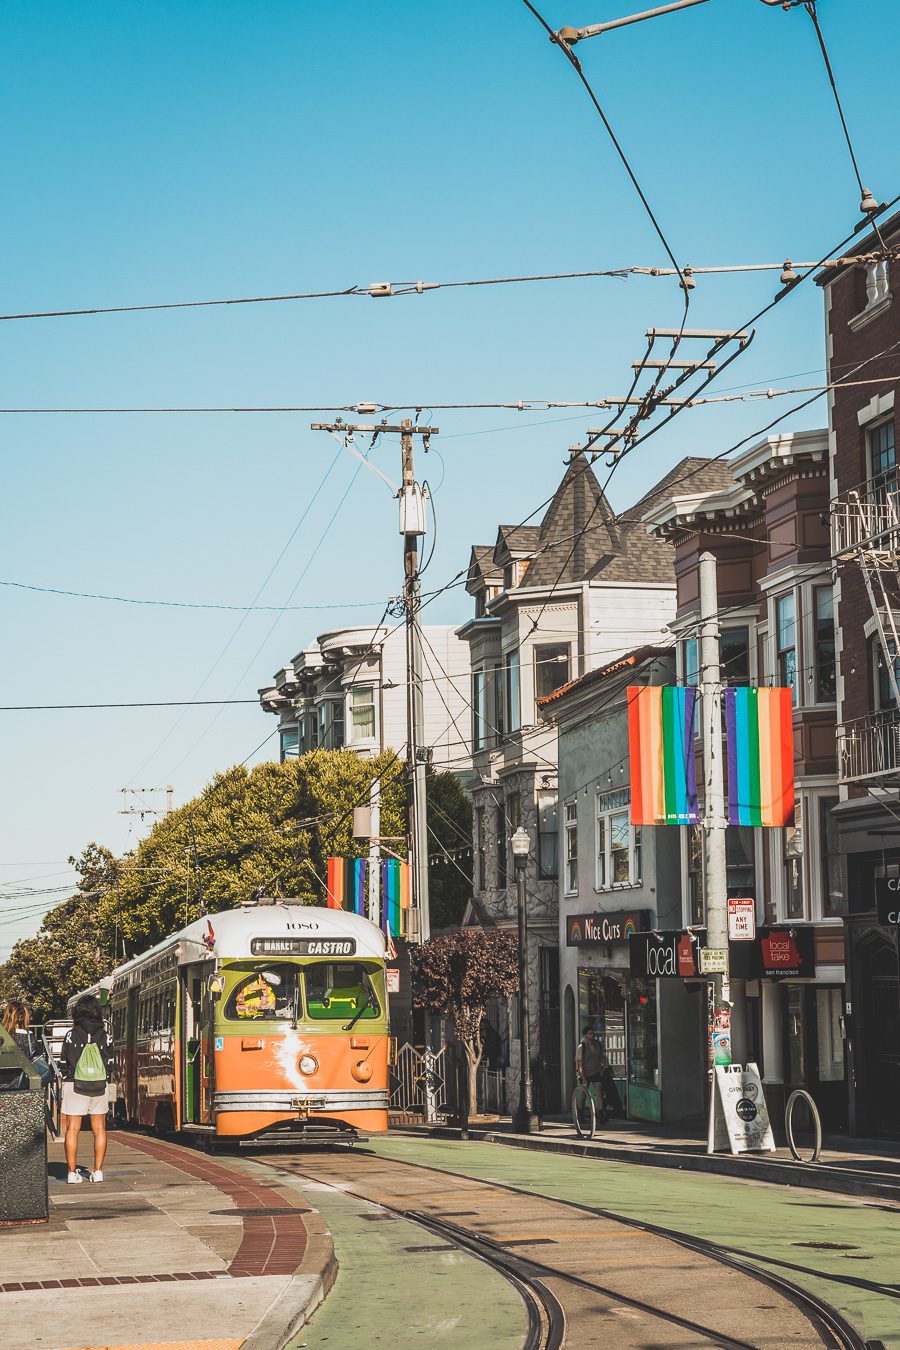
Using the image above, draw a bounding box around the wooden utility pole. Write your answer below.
[310,418,438,942]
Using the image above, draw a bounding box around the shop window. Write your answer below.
[577,970,626,1079]
[349,686,376,742]
[815,988,845,1083]
[496,805,507,888]
[813,587,836,702]
[786,986,805,1084]
[535,644,570,706]
[505,649,521,733]
[820,797,845,917]
[784,802,804,918]
[776,592,798,705]
[595,787,641,888]
[626,977,659,1088]
[537,794,558,880]
[564,800,578,894]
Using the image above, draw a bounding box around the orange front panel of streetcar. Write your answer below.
[210,957,390,1138]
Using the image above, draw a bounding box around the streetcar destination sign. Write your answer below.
[251,937,357,956]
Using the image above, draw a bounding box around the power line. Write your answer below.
[3,253,893,326]
[0,579,389,611]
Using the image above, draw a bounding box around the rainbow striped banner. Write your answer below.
[725,687,794,827]
[627,686,699,826]
[326,857,367,915]
[381,858,410,938]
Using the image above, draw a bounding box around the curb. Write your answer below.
[242,1204,338,1350]
[467,1128,900,1203]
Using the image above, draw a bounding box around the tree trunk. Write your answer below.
[463,1032,483,1118]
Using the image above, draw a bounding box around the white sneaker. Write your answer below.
[67,1171,83,1185]
[89,1170,103,1183]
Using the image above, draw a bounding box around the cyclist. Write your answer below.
[575,1025,609,1124]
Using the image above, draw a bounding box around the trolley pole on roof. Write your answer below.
[310,416,438,944]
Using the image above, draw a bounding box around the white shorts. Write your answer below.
[62,1082,109,1117]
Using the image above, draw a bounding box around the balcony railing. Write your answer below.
[831,475,900,557]
[838,709,900,782]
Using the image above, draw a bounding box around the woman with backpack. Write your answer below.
[61,994,114,1184]
[2,1000,53,1088]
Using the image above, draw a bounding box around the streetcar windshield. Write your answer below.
[304,962,381,1022]
[225,965,300,1021]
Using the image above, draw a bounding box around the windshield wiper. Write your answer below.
[343,973,378,1032]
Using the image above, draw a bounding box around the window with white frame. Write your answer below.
[535,644,570,706]
[783,800,804,919]
[279,725,300,761]
[564,800,578,894]
[595,787,641,888]
[349,685,376,742]
[473,667,489,751]
[776,592,798,704]
[720,627,751,685]
[813,587,836,702]
[505,649,521,733]
[868,418,896,497]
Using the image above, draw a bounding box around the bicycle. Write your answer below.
[571,1078,606,1139]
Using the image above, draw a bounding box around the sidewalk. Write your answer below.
[0,1131,336,1350]
[408,1115,900,1203]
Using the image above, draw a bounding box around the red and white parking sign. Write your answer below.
[727,896,756,941]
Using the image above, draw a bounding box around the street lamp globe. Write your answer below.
[511,826,530,869]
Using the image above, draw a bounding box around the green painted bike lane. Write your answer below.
[365,1135,900,1348]
[283,1175,526,1350]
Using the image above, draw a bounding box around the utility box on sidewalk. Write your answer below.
[0,1027,48,1223]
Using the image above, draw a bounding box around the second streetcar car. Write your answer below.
[108,903,389,1142]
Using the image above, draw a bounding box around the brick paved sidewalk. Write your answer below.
[0,1133,336,1350]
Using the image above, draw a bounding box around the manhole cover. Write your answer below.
[793,1241,858,1251]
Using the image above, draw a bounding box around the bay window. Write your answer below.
[564,800,578,894]
[349,686,376,742]
[813,587,836,702]
[776,592,798,704]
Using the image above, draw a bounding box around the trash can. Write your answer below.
[0,1026,48,1223]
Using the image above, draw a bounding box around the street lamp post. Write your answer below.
[511,826,540,1134]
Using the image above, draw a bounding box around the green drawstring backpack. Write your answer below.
[73,1035,107,1096]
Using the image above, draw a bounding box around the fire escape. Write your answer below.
[832,474,900,782]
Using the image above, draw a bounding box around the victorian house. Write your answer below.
[458,453,732,1111]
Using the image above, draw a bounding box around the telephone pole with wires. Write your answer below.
[310,416,439,943]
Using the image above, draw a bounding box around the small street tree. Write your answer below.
[410,928,518,1117]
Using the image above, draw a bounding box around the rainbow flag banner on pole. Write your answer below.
[627,686,699,826]
[725,687,794,827]
[326,857,367,915]
[381,858,410,938]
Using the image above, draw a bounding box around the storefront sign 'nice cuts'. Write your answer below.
[566,909,653,946]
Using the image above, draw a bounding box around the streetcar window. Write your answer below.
[304,963,380,1021]
[225,966,300,1021]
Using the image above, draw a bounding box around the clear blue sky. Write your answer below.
[1,0,895,956]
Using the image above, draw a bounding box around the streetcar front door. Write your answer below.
[181,967,206,1125]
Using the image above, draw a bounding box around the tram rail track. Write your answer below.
[250,1145,872,1349]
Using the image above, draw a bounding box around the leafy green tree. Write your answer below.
[0,750,471,1021]
[410,929,518,1116]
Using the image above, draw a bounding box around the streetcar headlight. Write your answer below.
[299,1055,317,1075]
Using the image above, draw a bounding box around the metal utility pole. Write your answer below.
[511,825,539,1133]
[699,553,731,1072]
[310,417,438,943]
[369,777,381,929]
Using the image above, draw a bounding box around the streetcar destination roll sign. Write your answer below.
[251,937,357,956]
